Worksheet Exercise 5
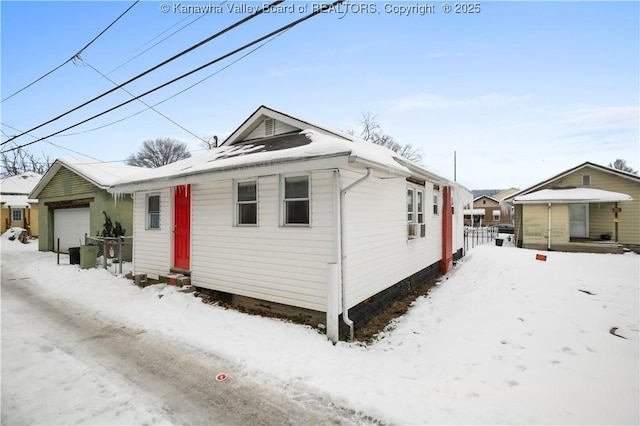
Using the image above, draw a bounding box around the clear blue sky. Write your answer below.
[1,0,638,189]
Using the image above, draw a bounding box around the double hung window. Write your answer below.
[283,175,310,225]
[147,194,160,230]
[237,180,257,225]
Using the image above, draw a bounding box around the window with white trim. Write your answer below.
[433,191,439,215]
[12,209,22,221]
[407,186,425,238]
[283,175,310,225]
[146,194,160,230]
[582,174,591,185]
[236,180,257,225]
[493,211,501,221]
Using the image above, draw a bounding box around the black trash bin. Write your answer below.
[495,238,504,247]
[69,247,81,264]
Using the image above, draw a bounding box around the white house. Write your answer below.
[110,106,472,341]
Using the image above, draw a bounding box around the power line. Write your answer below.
[102,2,228,79]
[0,0,344,154]
[1,122,104,162]
[2,0,284,145]
[58,30,288,138]
[80,57,207,143]
[1,0,140,104]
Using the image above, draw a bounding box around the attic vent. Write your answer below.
[264,118,275,136]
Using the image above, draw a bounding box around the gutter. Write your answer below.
[109,152,352,194]
[339,168,373,341]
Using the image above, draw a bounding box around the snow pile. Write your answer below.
[2,240,638,424]
[0,227,34,252]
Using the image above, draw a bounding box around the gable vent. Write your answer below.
[264,118,275,136]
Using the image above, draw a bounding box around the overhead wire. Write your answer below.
[2,0,285,145]
[0,122,104,162]
[1,0,140,103]
[1,0,345,154]
[79,57,208,143]
[57,29,289,138]
[101,2,228,79]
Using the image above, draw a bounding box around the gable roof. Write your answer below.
[492,187,520,201]
[504,161,640,203]
[1,172,42,195]
[30,158,145,199]
[473,195,499,203]
[110,106,452,193]
[221,105,352,146]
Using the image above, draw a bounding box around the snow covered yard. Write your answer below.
[2,230,638,425]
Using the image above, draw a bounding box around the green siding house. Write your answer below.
[29,159,144,256]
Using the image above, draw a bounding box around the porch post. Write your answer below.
[614,202,619,242]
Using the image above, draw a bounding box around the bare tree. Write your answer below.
[348,112,423,163]
[125,138,191,168]
[609,159,637,174]
[0,146,52,177]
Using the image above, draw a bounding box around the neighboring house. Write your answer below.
[463,207,485,226]
[1,172,42,236]
[505,161,639,253]
[472,195,505,226]
[29,159,144,256]
[110,105,473,342]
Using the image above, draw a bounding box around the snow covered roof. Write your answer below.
[110,107,451,193]
[0,194,31,208]
[1,172,42,195]
[463,209,485,215]
[513,188,633,204]
[30,158,145,199]
[505,161,640,202]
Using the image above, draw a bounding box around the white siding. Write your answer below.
[341,170,442,309]
[244,119,300,141]
[190,170,334,312]
[132,189,172,279]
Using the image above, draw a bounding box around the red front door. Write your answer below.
[174,185,191,270]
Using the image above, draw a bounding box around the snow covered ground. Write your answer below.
[2,228,638,425]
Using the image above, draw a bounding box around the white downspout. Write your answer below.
[547,202,551,250]
[340,168,373,341]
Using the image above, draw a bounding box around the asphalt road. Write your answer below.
[1,270,368,425]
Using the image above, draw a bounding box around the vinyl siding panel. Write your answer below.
[190,171,334,312]
[522,204,569,246]
[38,167,97,199]
[537,166,640,244]
[132,189,172,278]
[342,170,442,309]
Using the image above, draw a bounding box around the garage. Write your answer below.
[53,207,90,252]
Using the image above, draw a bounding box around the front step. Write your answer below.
[161,273,191,287]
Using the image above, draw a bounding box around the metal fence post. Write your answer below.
[103,238,108,269]
[118,237,123,275]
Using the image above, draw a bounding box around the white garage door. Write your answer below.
[54,208,90,252]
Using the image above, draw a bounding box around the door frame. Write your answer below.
[569,203,589,238]
[173,185,191,270]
